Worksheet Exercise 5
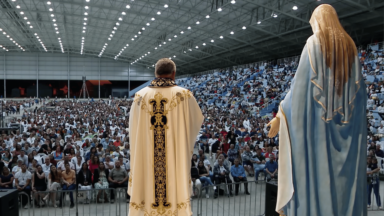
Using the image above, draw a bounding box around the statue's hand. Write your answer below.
[267,117,280,138]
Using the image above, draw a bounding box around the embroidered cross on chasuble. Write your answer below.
[128,78,204,216]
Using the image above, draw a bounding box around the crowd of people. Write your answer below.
[362,46,384,209]
[0,46,383,210]
[0,99,132,208]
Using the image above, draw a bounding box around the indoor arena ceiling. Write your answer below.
[0,0,383,75]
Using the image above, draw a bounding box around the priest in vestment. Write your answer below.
[267,4,367,216]
[128,58,204,216]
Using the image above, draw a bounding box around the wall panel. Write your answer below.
[0,52,153,81]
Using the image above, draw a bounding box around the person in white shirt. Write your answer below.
[15,163,32,209]
[58,155,75,171]
[41,157,52,175]
[378,104,384,113]
[378,124,384,134]
[104,155,115,171]
[367,97,374,109]
[12,159,24,175]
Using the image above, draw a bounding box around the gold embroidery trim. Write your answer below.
[307,39,361,123]
[130,199,190,216]
[168,90,193,111]
[129,170,133,187]
[149,92,171,214]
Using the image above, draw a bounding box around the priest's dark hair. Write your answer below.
[155,58,176,76]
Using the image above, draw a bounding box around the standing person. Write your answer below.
[128,58,204,216]
[267,4,367,216]
[367,157,382,209]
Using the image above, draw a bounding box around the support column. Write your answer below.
[3,53,5,99]
[67,52,70,98]
[128,64,131,98]
[99,58,101,99]
[36,54,39,98]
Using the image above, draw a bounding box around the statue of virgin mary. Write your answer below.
[268,4,367,216]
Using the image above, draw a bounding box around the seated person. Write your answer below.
[14,163,32,209]
[251,148,266,181]
[94,162,110,203]
[197,160,214,198]
[108,161,129,203]
[191,162,201,197]
[213,158,233,198]
[230,158,250,195]
[12,159,23,175]
[32,165,47,207]
[241,146,254,176]
[77,162,93,204]
[104,155,115,171]
[265,154,278,182]
[60,163,76,208]
[0,166,14,189]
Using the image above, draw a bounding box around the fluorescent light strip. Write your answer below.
[0,44,9,52]
[131,3,233,65]
[48,5,64,53]
[120,6,163,61]
[0,28,24,51]
[100,4,131,58]
[12,3,47,51]
[81,0,90,55]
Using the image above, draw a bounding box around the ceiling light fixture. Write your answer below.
[196,21,200,24]
[164,4,168,8]
[220,35,223,39]
[242,26,246,30]
[292,6,298,10]
[157,11,161,15]
[206,15,210,18]
[231,0,236,4]
[257,21,261,24]
[218,8,222,12]
[230,31,234,34]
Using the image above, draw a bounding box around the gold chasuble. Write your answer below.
[128,77,204,216]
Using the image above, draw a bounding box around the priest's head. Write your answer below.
[155,58,176,80]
